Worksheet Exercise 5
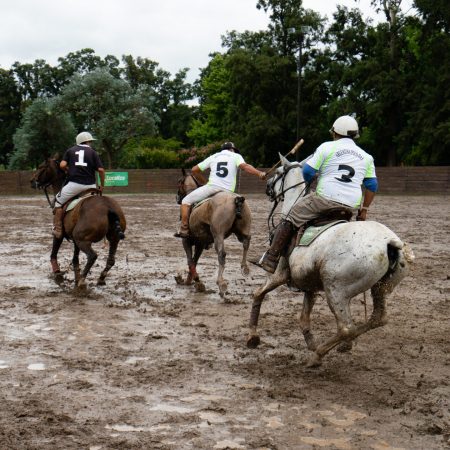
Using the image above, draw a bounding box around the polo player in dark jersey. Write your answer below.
[52,131,105,239]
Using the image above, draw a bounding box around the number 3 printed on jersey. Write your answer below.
[216,161,229,178]
[335,164,355,183]
[75,150,88,167]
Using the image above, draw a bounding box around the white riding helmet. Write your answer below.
[330,116,360,138]
[76,131,97,145]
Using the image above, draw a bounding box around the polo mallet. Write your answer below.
[265,138,305,177]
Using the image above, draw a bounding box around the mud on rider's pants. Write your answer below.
[286,192,355,229]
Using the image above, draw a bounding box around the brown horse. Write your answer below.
[175,169,251,297]
[31,157,126,288]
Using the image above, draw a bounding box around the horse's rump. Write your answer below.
[64,195,126,242]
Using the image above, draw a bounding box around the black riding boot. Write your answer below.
[258,220,296,273]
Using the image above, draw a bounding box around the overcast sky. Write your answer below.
[1,0,415,82]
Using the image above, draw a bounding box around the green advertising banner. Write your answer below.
[99,172,129,187]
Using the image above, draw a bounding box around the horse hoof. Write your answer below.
[97,278,106,286]
[194,281,205,292]
[241,266,250,276]
[337,341,353,353]
[52,271,64,285]
[174,275,184,285]
[306,354,322,368]
[246,335,261,349]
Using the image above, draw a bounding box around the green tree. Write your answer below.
[56,69,158,168]
[0,69,22,167]
[187,53,232,146]
[9,98,75,169]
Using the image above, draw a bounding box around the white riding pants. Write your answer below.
[54,182,96,208]
[182,185,225,206]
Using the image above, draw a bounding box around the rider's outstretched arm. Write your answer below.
[239,163,266,180]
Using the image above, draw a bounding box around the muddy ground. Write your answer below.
[0,193,448,450]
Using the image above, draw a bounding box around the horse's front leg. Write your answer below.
[50,236,64,283]
[213,235,227,297]
[299,291,318,351]
[247,257,290,348]
[97,239,119,286]
[72,243,81,285]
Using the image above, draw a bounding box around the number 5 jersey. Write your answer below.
[198,149,245,192]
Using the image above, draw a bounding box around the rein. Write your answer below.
[36,159,65,208]
[266,164,307,230]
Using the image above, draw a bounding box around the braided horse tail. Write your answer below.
[234,196,246,219]
[108,210,125,240]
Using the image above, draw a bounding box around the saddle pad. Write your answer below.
[298,220,347,246]
[192,197,211,211]
[66,191,99,212]
[66,198,82,212]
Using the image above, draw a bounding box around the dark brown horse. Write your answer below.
[31,157,126,288]
[175,169,252,297]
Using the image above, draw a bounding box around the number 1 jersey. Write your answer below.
[63,144,104,185]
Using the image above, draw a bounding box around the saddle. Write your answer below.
[62,188,101,214]
[285,208,353,254]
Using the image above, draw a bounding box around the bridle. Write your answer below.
[176,172,202,205]
[266,163,309,231]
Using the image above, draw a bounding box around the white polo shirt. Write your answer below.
[198,150,245,192]
[307,138,376,207]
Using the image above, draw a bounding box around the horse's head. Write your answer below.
[30,157,64,190]
[176,168,202,204]
[266,153,305,202]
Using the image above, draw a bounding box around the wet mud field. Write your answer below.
[0,193,448,450]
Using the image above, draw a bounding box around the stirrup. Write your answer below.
[174,225,190,238]
[249,252,278,274]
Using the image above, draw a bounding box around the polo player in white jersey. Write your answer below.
[175,142,266,238]
[257,115,379,273]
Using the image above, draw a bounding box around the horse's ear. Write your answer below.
[181,168,186,176]
[52,153,60,160]
[278,152,290,168]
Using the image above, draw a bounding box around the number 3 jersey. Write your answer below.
[198,150,245,192]
[307,138,376,208]
[62,144,104,185]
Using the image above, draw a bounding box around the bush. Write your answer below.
[134,148,180,169]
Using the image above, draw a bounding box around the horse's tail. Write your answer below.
[108,210,125,240]
[234,196,246,219]
[373,239,413,295]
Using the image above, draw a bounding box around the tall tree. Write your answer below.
[0,69,22,167]
[56,69,158,168]
[9,98,75,169]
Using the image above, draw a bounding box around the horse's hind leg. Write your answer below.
[236,233,251,276]
[213,235,227,297]
[247,257,290,348]
[97,239,119,286]
[299,291,318,351]
[77,240,98,287]
[307,290,355,367]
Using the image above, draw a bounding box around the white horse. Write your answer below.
[247,155,414,367]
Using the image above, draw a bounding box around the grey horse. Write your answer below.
[247,155,414,366]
